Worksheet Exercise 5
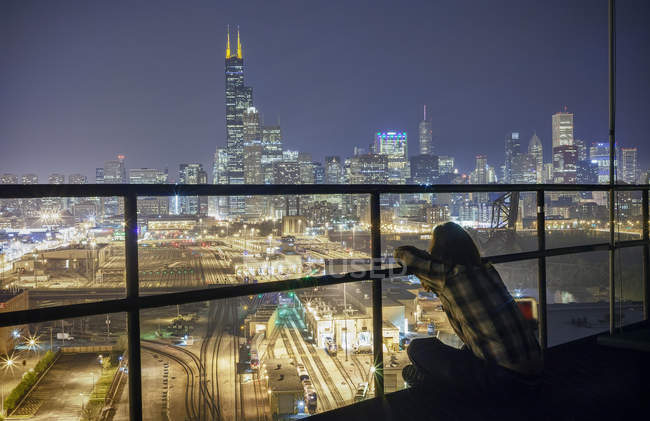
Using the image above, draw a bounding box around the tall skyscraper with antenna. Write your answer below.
[418,105,433,155]
[225,26,253,213]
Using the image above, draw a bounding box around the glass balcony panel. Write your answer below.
[545,191,611,250]
[0,197,125,309]
[0,313,128,420]
[614,246,644,328]
[140,281,373,419]
[379,192,537,263]
[138,195,371,295]
[546,251,610,346]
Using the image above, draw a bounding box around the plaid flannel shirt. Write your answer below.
[413,259,542,374]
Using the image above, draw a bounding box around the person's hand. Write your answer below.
[393,246,431,273]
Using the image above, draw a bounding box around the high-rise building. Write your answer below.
[243,141,264,184]
[438,156,455,175]
[22,174,38,184]
[129,168,168,184]
[504,132,521,183]
[374,131,409,183]
[224,27,253,215]
[375,131,407,157]
[129,168,169,215]
[225,27,253,185]
[69,174,87,184]
[176,164,207,215]
[553,145,578,184]
[349,154,388,184]
[243,106,261,143]
[410,154,439,185]
[261,126,283,184]
[552,110,574,148]
[48,174,65,184]
[574,139,588,161]
[528,133,543,183]
[469,155,489,203]
[212,148,229,185]
[325,156,342,184]
[312,162,325,184]
[621,147,638,184]
[418,105,433,155]
[273,161,300,184]
[589,142,613,184]
[298,153,315,184]
[211,147,230,218]
[0,174,18,184]
[95,168,104,184]
[577,160,598,184]
[543,163,554,183]
[103,155,127,184]
[511,154,537,184]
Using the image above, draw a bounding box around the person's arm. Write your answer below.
[393,246,446,293]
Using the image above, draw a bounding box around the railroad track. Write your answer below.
[141,341,199,421]
[201,302,221,421]
[351,355,368,382]
[285,317,345,407]
[331,355,356,396]
[280,326,335,412]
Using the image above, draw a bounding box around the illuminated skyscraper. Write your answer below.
[418,105,433,155]
[589,142,614,184]
[177,164,207,215]
[621,147,637,184]
[528,133,543,183]
[243,107,261,143]
[504,131,521,183]
[103,155,127,184]
[374,131,409,183]
[69,174,87,184]
[129,168,169,215]
[552,110,574,148]
[48,174,65,184]
[325,156,342,184]
[261,126,283,184]
[225,26,253,214]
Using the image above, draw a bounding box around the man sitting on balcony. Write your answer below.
[394,222,542,401]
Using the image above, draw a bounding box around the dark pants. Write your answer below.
[406,337,541,403]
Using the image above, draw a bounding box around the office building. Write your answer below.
[69,174,87,184]
[325,156,343,184]
[129,168,169,215]
[552,110,574,148]
[418,105,433,155]
[410,154,439,185]
[528,133,543,183]
[504,132,521,183]
[621,147,638,184]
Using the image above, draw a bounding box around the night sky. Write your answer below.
[1,0,649,182]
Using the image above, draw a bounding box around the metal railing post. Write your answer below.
[608,0,616,335]
[124,194,143,421]
[370,192,384,397]
[643,190,649,320]
[536,190,548,352]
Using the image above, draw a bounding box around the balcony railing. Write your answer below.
[0,182,649,420]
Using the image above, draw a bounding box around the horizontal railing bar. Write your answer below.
[614,239,649,249]
[3,238,647,328]
[0,270,388,327]
[1,183,649,198]
[0,298,131,328]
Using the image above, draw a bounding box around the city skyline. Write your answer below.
[2,0,650,181]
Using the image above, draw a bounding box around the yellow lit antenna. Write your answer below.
[237,26,242,59]
[226,25,231,59]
